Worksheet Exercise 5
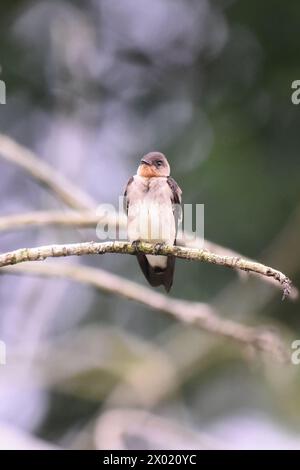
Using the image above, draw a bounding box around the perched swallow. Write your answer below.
[124,152,182,292]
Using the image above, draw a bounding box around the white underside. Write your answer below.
[127,176,176,270]
[145,254,168,269]
[128,202,175,269]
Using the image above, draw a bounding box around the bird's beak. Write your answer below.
[141,159,151,166]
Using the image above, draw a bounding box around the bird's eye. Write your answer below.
[156,160,162,167]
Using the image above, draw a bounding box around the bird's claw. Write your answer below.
[131,240,142,251]
[154,242,167,253]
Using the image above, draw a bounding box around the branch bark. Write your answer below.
[0,133,293,297]
[0,134,95,210]
[0,134,293,362]
[0,210,117,231]
[0,240,292,299]
[0,209,297,299]
[3,261,288,360]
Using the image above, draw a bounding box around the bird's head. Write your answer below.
[137,152,170,178]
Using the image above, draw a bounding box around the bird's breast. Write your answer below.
[127,176,175,244]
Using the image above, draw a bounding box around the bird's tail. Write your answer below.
[136,253,175,292]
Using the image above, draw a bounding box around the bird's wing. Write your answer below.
[123,176,134,214]
[167,176,182,205]
[167,176,182,235]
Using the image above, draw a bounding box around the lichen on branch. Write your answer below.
[0,240,292,299]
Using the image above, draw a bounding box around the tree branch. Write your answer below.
[3,261,288,360]
[0,209,297,299]
[0,133,293,297]
[0,137,293,362]
[0,134,95,210]
[0,240,292,299]
[0,210,117,231]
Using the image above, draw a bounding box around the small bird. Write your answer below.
[124,152,182,291]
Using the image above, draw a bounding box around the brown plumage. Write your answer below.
[124,152,182,292]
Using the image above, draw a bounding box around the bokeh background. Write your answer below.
[0,0,300,450]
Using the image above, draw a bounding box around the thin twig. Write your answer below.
[0,133,292,297]
[0,210,119,232]
[0,208,297,299]
[3,261,288,360]
[0,134,95,210]
[94,409,223,450]
[0,240,292,299]
[182,236,298,300]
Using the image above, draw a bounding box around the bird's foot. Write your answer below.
[131,240,142,251]
[154,242,168,253]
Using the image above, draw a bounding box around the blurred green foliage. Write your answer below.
[1,0,300,449]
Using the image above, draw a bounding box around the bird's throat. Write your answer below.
[137,164,160,178]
